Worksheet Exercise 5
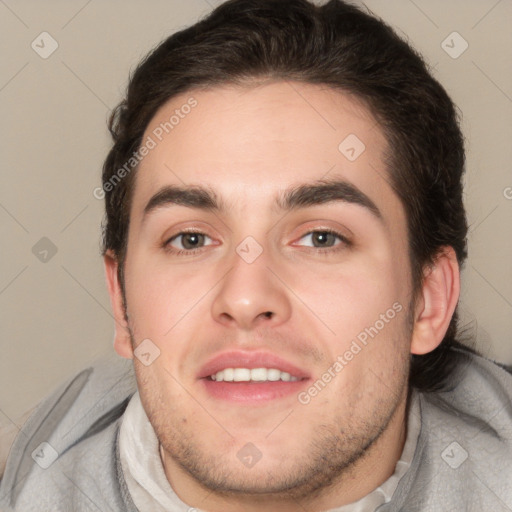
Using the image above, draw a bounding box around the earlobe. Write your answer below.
[104,251,134,360]
[410,246,460,355]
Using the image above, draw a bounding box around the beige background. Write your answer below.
[1,0,511,435]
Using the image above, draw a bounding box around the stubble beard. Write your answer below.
[133,343,410,505]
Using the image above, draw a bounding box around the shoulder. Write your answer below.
[396,351,512,510]
[0,355,137,511]
[423,350,512,439]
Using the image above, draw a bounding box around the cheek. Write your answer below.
[291,250,411,389]
[298,255,404,335]
[123,255,219,347]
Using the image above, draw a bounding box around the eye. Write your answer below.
[295,229,350,251]
[164,231,214,254]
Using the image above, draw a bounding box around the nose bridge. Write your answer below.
[210,234,292,329]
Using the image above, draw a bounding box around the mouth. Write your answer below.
[210,367,300,382]
[198,351,311,403]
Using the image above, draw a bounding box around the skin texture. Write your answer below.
[105,80,460,512]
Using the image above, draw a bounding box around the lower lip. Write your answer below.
[200,378,309,403]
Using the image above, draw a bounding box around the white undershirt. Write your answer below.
[119,390,421,512]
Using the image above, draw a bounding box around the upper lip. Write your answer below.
[197,351,311,380]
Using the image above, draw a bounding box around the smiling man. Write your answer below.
[1,0,511,511]
[112,82,417,511]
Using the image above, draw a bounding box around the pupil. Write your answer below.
[314,232,333,247]
[183,233,203,249]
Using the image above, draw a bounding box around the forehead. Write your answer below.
[132,81,401,220]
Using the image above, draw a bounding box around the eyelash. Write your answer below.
[163,228,351,257]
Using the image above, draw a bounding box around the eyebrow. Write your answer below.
[142,178,383,223]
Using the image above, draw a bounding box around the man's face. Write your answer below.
[113,81,417,504]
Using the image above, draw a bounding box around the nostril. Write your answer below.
[220,312,235,322]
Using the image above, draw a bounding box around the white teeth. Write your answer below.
[267,369,281,381]
[233,368,251,381]
[210,367,299,382]
[250,368,267,381]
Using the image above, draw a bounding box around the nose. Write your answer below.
[210,243,292,330]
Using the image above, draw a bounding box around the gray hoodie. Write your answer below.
[1,350,511,511]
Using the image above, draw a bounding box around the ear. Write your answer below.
[410,246,460,355]
[104,251,133,359]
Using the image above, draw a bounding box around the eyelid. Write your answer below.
[165,227,212,240]
[292,228,351,248]
[161,222,215,243]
